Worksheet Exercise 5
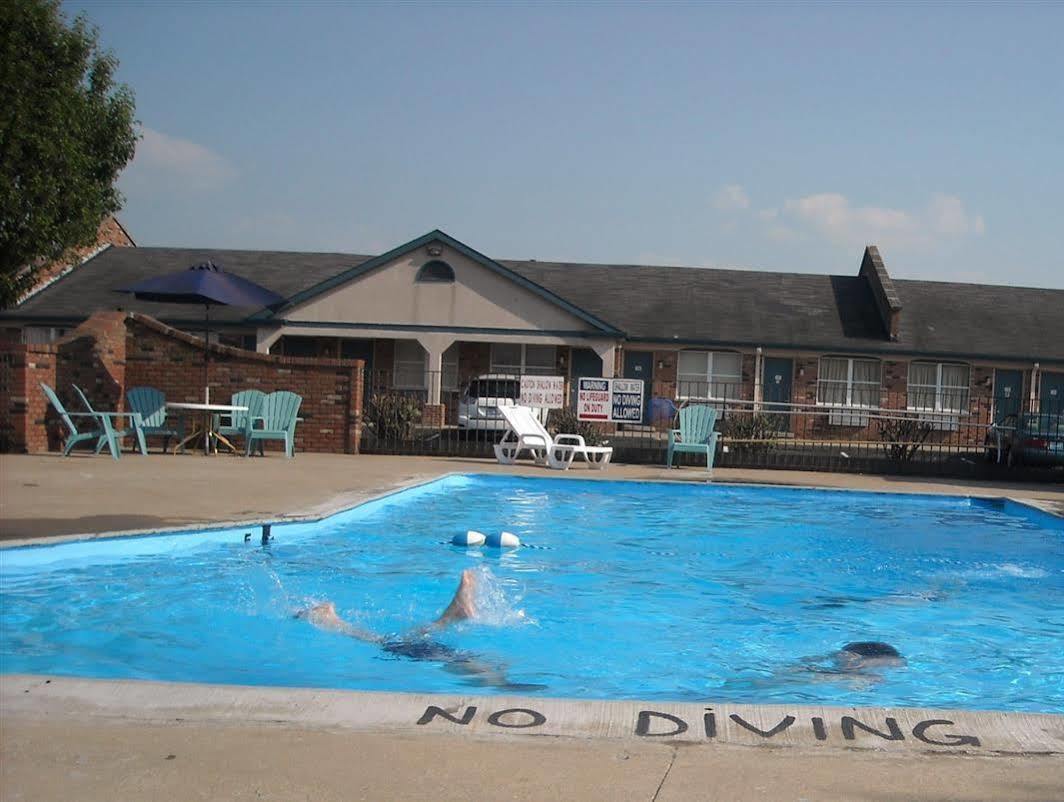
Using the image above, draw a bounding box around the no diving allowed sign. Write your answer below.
[410,700,1017,752]
[577,378,644,422]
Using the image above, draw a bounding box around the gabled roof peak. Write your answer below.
[255,229,623,335]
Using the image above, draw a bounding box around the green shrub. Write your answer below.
[877,415,933,461]
[547,407,607,446]
[366,393,421,441]
[720,411,781,452]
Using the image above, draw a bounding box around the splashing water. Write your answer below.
[469,565,534,628]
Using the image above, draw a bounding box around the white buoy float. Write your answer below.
[486,530,521,549]
[451,530,486,547]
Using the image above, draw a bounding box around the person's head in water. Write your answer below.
[835,641,906,671]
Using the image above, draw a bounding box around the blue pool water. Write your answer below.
[2,475,1062,712]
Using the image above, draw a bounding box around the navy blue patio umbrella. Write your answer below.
[117,261,284,402]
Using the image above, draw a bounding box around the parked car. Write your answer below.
[990,413,1064,467]
[457,375,550,431]
[457,375,520,431]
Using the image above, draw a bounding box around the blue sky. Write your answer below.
[67,1,1063,287]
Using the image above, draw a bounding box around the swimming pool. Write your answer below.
[2,475,1062,712]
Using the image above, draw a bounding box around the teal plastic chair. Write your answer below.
[125,386,182,453]
[40,382,121,460]
[73,384,146,456]
[245,391,302,458]
[214,389,266,450]
[667,404,720,472]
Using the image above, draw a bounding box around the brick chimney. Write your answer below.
[858,245,902,340]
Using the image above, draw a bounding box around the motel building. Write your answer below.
[2,229,1063,444]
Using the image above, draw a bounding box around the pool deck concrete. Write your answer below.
[1,452,1061,544]
[1,452,1062,800]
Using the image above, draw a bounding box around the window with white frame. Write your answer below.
[489,343,556,375]
[676,351,742,399]
[393,340,427,389]
[816,357,881,407]
[908,362,970,413]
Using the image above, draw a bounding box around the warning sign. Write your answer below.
[577,378,644,422]
[519,375,566,409]
[610,378,644,422]
[577,378,611,420]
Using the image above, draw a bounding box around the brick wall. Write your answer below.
[651,350,677,400]
[0,344,59,452]
[0,312,364,454]
[124,315,363,454]
[788,354,1026,446]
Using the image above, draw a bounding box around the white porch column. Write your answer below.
[255,327,283,354]
[594,343,617,378]
[417,334,456,405]
[753,347,764,410]
[1030,363,1040,413]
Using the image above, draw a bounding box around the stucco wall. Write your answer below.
[282,244,599,333]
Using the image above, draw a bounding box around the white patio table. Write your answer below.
[166,402,248,455]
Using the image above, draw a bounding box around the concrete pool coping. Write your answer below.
[2,454,1063,798]
[3,674,1063,756]
[1,457,1060,550]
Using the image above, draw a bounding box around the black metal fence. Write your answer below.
[360,369,1064,481]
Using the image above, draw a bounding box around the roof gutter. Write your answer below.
[2,314,1061,367]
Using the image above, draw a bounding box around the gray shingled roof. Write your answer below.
[502,260,1064,362]
[5,246,373,326]
[3,244,1062,363]
[503,261,889,348]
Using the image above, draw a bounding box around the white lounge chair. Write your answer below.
[494,405,613,471]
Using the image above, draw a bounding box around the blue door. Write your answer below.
[623,351,653,424]
[1041,371,1064,417]
[570,348,603,408]
[762,357,793,432]
[993,369,1022,424]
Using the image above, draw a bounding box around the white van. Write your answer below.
[456,374,549,430]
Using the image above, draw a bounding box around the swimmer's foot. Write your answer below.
[432,569,479,628]
[304,601,341,629]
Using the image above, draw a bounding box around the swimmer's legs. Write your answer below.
[428,568,479,630]
[300,601,382,643]
[298,569,477,639]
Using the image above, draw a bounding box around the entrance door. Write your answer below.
[622,351,654,424]
[1041,371,1064,416]
[570,348,603,408]
[993,369,1022,424]
[762,357,793,432]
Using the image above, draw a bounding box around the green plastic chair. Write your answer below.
[667,404,720,472]
[244,391,302,458]
[125,386,182,453]
[73,384,146,456]
[214,389,266,450]
[40,382,121,460]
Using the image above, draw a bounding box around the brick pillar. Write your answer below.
[0,344,59,453]
[56,311,129,413]
[421,403,445,428]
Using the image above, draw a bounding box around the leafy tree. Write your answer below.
[0,0,137,308]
